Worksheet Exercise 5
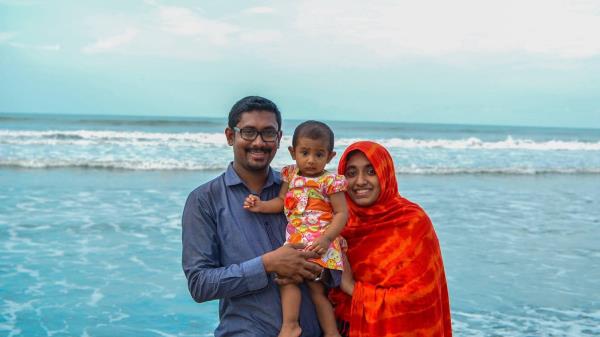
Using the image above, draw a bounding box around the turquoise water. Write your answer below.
[1,114,600,336]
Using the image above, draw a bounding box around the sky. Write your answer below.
[1,0,600,128]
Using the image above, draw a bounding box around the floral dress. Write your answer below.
[281,164,347,270]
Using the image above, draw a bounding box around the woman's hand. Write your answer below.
[340,253,355,295]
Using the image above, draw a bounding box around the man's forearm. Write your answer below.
[185,256,268,303]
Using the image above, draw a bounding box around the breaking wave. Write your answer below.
[2,130,600,150]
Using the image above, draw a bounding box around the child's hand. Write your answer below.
[243,194,262,212]
[307,236,331,256]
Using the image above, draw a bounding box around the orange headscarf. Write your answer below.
[330,141,452,337]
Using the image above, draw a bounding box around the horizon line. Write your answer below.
[1,110,599,131]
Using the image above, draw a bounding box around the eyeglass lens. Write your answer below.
[237,128,278,141]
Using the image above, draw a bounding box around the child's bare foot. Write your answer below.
[278,322,302,337]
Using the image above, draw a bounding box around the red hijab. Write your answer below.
[330,141,452,337]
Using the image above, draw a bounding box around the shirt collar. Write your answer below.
[225,162,280,190]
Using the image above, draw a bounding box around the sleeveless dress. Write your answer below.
[281,164,347,270]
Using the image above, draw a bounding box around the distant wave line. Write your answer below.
[0,130,229,148]
[0,116,222,127]
[2,130,600,151]
[2,159,599,174]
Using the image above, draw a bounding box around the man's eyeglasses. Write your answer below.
[232,127,279,142]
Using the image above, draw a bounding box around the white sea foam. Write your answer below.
[129,256,161,273]
[0,130,228,147]
[145,329,177,337]
[2,129,600,173]
[15,265,40,279]
[108,310,130,323]
[2,130,600,150]
[1,158,599,174]
[0,158,225,170]
[338,135,600,151]
[453,308,600,336]
[88,289,103,306]
[1,300,35,337]
[394,167,600,175]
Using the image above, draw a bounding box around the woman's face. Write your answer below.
[344,152,381,207]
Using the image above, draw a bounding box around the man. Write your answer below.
[182,96,324,336]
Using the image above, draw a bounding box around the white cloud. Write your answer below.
[239,30,282,44]
[75,3,280,60]
[0,32,16,42]
[82,29,138,54]
[0,31,59,52]
[293,0,600,59]
[157,6,239,46]
[245,7,275,15]
[8,42,60,51]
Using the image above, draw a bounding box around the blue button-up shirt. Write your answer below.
[182,163,322,337]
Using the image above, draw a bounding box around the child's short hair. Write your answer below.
[292,120,334,152]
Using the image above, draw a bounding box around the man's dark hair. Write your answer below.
[292,120,335,152]
[228,96,282,131]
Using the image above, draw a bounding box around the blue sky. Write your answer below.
[1,0,599,128]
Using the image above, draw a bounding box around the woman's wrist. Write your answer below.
[341,279,355,295]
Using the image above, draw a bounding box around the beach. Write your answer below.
[1,114,600,336]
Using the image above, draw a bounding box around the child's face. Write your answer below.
[289,137,336,177]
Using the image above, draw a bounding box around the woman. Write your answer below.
[330,141,452,337]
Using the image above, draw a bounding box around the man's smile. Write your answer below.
[247,148,271,160]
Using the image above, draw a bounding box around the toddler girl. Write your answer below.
[244,120,347,337]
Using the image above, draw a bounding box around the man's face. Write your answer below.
[226,110,281,173]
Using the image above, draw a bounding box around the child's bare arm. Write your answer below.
[324,192,348,239]
[243,183,288,213]
[307,192,348,254]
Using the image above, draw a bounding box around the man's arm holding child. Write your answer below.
[182,191,269,302]
[183,190,320,302]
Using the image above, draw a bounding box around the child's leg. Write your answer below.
[279,283,302,337]
[307,280,341,337]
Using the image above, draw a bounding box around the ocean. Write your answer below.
[1,113,599,336]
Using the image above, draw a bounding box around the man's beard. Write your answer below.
[244,146,273,171]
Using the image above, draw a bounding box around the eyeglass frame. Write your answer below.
[231,126,280,142]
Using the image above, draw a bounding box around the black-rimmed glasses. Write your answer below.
[232,127,279,142]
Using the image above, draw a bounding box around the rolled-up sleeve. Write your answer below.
[182,190,269,303]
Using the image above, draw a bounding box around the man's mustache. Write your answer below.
[246,147,272,153]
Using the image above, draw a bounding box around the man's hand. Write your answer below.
[306,236,331,256]
[243,194,262,212]
[262,243,323,284]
